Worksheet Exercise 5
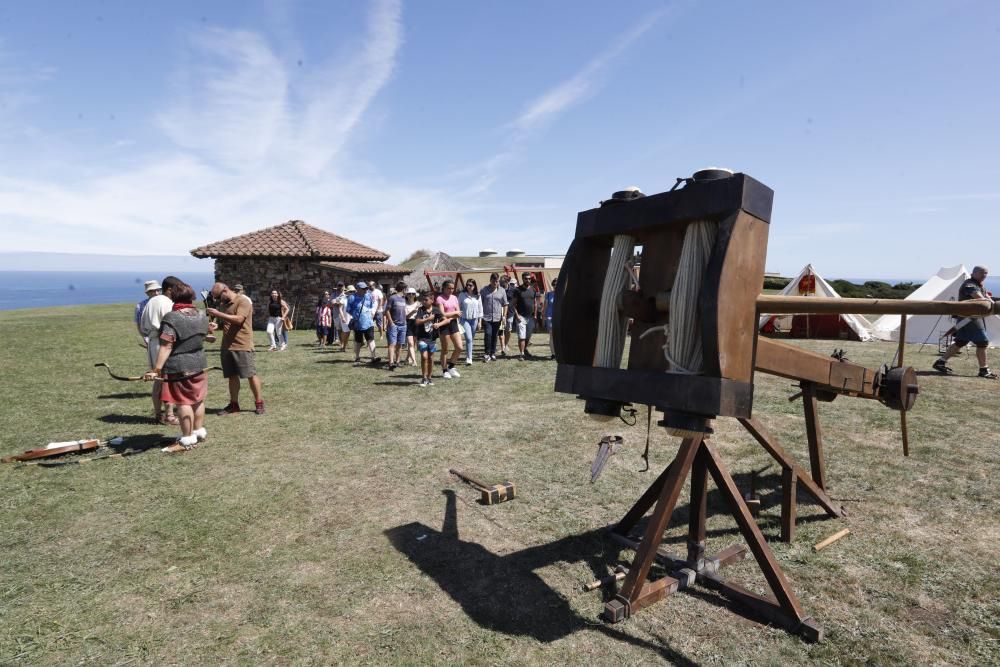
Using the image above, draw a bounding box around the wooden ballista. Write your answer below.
[551,170,998,641]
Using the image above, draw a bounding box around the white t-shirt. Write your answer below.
[370,287,384,311]
[140,294,173,338]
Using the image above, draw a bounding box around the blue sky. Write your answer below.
[0,0,997,278]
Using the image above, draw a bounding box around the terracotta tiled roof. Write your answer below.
[316,261,409,275]
[190,220,389,261]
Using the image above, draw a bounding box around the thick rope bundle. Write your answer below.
[663,219,718,438]
[595,234,636,370]
[667,220,718,374]
[589,234,636,424]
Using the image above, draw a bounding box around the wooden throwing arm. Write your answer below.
[743,338,918,541]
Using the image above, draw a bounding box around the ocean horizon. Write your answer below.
[0,271,218,312]
[0,270,997,312]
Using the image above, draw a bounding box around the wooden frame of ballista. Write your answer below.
[551,170,999,641]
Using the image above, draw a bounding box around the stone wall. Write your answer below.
[212,258,401,329]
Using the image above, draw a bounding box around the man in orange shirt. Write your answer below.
[207,282,265,414]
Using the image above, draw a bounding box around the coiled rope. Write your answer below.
[595,234,636,370]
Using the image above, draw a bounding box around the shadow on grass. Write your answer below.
[98,413,157,425]
[384,490,697,665]
[622,471,839,545]
[96,392,150,400]
[373,381,422,387]
[31,433,172,468]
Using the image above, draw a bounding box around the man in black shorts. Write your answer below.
[347,281,379,364]
[933,266,998,379]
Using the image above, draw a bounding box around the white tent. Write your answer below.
[870,265,1000,347]
[759,264,874,341]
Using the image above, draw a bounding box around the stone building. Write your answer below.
[190,220,408,328]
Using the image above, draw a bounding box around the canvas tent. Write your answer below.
[870,264,1000,347]
[759,264,874,341]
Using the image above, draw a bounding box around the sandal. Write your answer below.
[156,413,179,426]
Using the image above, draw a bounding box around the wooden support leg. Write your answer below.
[687,449,709,568]
[781,467,796,543]
[604,436,700,622]
[613,460,673,536]
[702,441,820,641]
[801,382,827,490]
[739,417,843,519]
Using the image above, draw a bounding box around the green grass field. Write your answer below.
[1,304,997,665]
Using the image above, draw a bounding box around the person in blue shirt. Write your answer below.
[545,278,557,359]
[347,281,380,365]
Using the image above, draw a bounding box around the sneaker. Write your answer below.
[268,346,277,352]
[426,378,434,386]
[353,358,363,366]
[932,359,954,375]
[280,344,287,351]
[443,370,452,379]
[388,363,397,371]
[483,356,490,363]
[218,402,240,416]
[255,401,265,415]
[516,354,524,361]
[978,367,998,379]
[465,359,473,366]
[418,378,428,387]
[449,367,461,378]
[193,427,208,442]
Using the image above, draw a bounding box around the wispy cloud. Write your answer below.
[0,0,662,262]
[0,0,442,259]
[0,39,54,130]
[512,10,667,133]
[460,6,674,195]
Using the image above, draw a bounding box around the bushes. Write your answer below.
[827,279,921,299]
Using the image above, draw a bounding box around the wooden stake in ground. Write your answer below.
[814,528,850,552]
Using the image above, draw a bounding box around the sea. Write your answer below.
[0,271,217,311]
[0,271,997,312]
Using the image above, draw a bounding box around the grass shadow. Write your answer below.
[97,413,157,425]
[96,392,149,400]
[384,490,698,664]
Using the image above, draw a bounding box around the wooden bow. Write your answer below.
[95,363,222,382]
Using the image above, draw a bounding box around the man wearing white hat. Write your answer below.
[139,276,181,425]
[135,280,161,342]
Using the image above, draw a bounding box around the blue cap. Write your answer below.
[355,281,368,289]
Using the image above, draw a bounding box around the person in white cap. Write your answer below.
[135,280,161,343]
[140,276,181,425]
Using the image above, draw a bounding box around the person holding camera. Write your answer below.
[207,282,265,415]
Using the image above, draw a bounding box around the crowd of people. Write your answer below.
[132,261,996,450]
[312,272,557,386]
[131,270,558,449]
